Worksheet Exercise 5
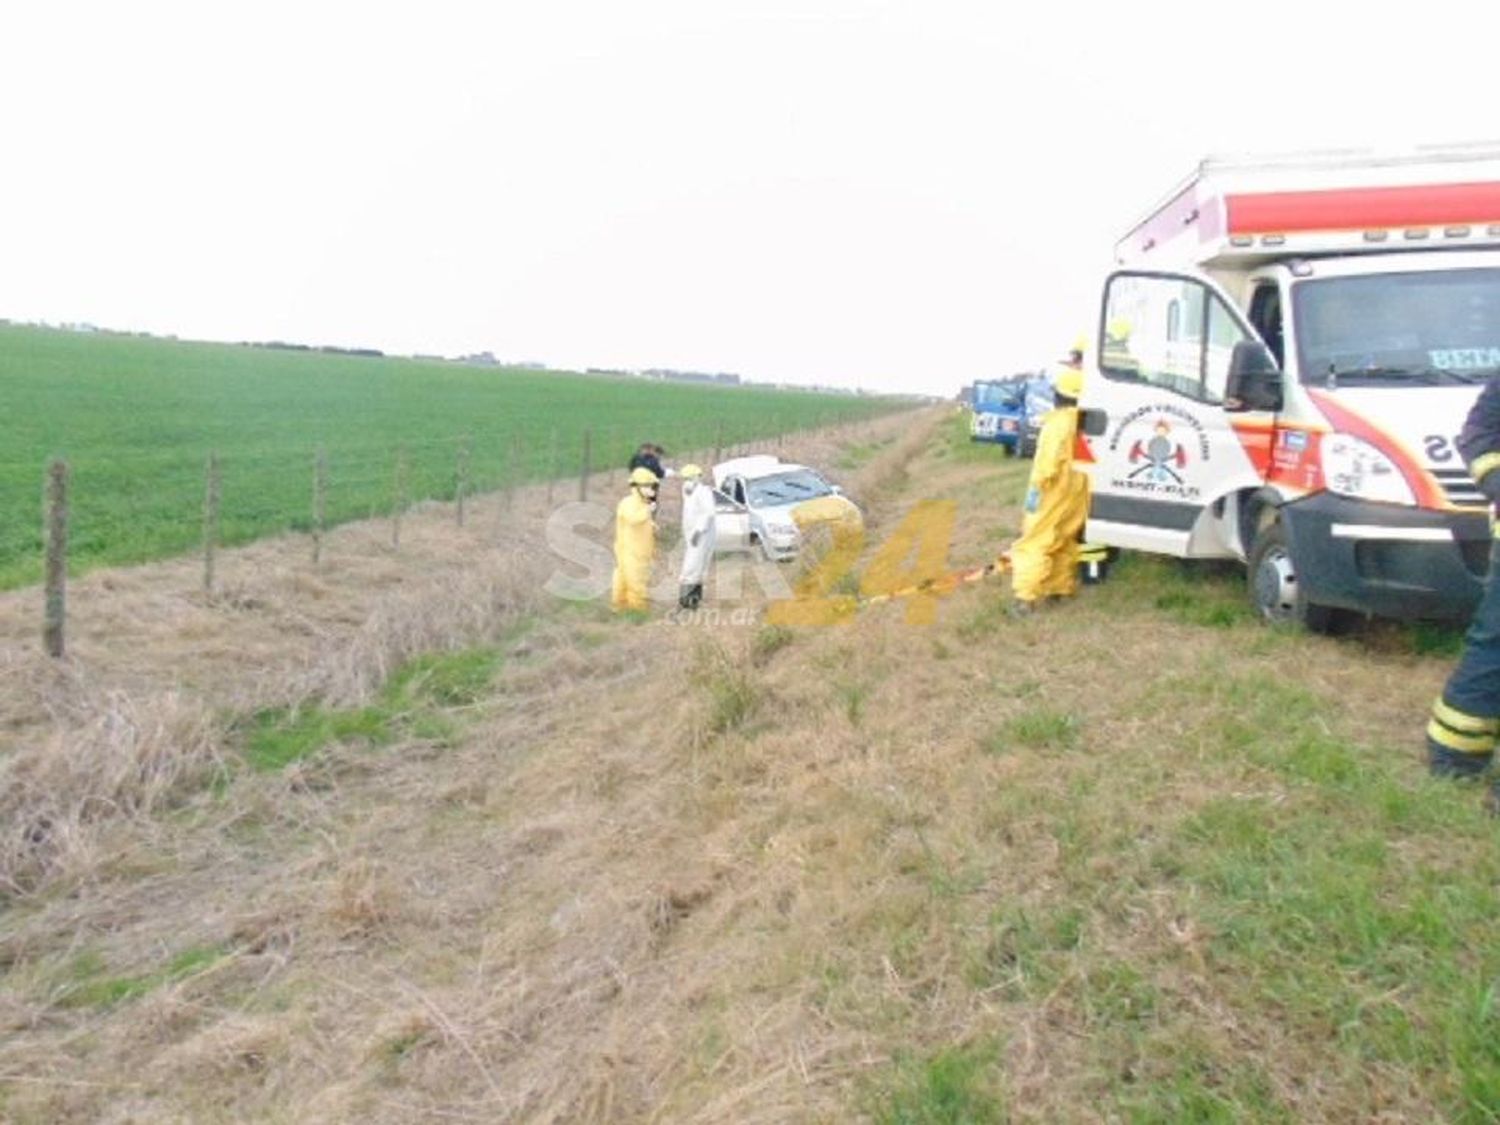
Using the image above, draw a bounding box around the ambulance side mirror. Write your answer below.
[1225,340,1283,413]
[1079,408,1108,437]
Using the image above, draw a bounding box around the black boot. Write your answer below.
[1428,744,1493,779]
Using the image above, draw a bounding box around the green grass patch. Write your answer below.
[241,645,507,770]
[1110,1038,1292,1124]
[1132,672,1500,1122]
[866,1044,1006,1125]
[1102,553,1254,629]
[936,411,1025,469]
[0,324,904,588]
[995,708,1079,752]
[966,901,1084,996]
[243,705,392,771]
[1392,621,1464,666]
[58,943,229,1010]
[836,436,895,470]
[751,624,794,664]
[385,647,504,708]
[694,642,760,735]
[835,677,871,726]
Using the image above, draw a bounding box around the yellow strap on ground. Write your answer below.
[855,553,1012,607]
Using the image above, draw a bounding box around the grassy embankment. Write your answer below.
[2,411,1494,1123]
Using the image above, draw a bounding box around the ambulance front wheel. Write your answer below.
[1248,521,1338,634]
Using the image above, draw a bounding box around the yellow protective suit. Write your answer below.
[1010,404,1089,604]
[611,491,655,612]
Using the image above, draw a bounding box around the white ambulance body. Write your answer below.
[1079,145,1500,629]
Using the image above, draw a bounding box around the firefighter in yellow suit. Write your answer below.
[611,467,659,612]
[1009,360,1088,614]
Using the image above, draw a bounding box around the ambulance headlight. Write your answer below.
[1320,435,1415,505]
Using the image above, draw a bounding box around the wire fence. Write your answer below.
[16,407,906,656]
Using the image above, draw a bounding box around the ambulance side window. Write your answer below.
[1204,297,1245,404]
[1103,273,1250,406]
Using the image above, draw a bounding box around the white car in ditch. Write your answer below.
[710,455,863,561]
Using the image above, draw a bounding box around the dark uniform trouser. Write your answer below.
[1429,541,1500,776]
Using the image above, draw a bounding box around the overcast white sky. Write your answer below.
[4,1,1500,396]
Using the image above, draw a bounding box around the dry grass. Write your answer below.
[3,407,1489,1124]
[0,416,909,897]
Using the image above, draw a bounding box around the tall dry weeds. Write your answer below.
[0,690,223,894]
[0,412,928,900]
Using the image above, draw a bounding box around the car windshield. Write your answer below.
[1293,268,1500,384]
[747,470,833,507]
[974,383,1022,409]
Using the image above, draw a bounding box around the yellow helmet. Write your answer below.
[1106,317,1132,342]
[1071,332,1089,356]
[680,463,703,480]
[1055,368,1085,400]
[629,467,660,486]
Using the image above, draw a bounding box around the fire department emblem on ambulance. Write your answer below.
[1127,420,1189,484]
[1107,404,1209,500]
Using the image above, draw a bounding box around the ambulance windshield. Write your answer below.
[1293,268,1500,384]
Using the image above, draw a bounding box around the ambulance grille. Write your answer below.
[1432,468,1487,509]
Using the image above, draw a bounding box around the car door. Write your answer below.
[1081,270,1275,559]
[713,486,751,552]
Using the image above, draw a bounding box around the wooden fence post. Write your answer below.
[43,459,68,659]
[312,447,327,565]
[456,437,470,527]
[578,428,592,502]
[392,443,408,550]
[202,451,220,597]
[505,433,522,514]
[546,428,560,506]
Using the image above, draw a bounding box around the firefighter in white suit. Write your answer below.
[678,464,717,609]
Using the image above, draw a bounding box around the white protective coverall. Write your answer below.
[679,478,717,607]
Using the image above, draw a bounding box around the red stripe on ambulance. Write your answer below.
[1227,181,1500,235]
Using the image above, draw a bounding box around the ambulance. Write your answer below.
[1078,145,1500,630]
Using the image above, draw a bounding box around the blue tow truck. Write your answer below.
[968,378,1026,454]
[970,373,1054,456]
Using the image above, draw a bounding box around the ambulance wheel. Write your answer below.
[1247,522,1337,634]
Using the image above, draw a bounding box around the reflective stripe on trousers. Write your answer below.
[1429,540,1500,771]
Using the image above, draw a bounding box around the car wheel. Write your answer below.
[1247,520,1339,633]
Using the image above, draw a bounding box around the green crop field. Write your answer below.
[0,325,902,588]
